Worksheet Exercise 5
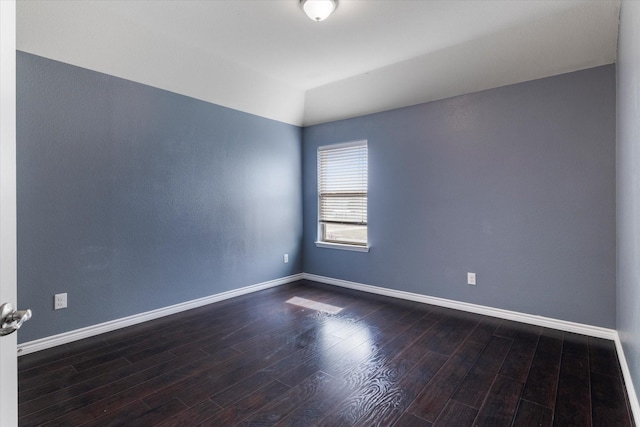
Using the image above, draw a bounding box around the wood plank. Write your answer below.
[591,371,633,426]
[34,349,220,426]
[273,374,354,427]
[494,320,541,340]
[276,326,376,388]
[17,334,110,373]
[19,357,132,404]
[512,399,552,427]
[318,355,417,426]
[498,328,540,382]
[432,400,478,427]
[521,335,562,408]
[94,398,188,426]
[236,371,335,426]
[157,399,223,427]
[420,315,480,356]
[319,321,417,389]
[201,380,291,426]
[76,399,152,427]
[562,332,589,358]
[210,326,346,408]
[392,413,432,427]
[553,352,591,426]
[19,347,203,418]
[452,335,512,408]
[466,317,502,345]
[589,337,622,377]
[406,340,484,422]
[142,342,291,410]
[473,374,522,427]
[349,352,447,427]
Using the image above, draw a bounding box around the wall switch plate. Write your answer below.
[284,254,289,263]
[54,293,67,310]
[467,272,476,286]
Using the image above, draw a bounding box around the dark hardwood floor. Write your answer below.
[18,280,634,426]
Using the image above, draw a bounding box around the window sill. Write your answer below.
[315,241,370,253]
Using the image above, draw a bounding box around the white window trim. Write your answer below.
[315,241,370,252]
[318,139,367,152]
[317,139,369,251]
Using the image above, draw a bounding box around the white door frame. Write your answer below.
[0,0,19,425]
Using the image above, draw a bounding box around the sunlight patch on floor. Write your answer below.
[286,296,343,314]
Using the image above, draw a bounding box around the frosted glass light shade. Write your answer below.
[301,0,337,22]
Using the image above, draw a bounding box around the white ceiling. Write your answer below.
[17,0,620,126]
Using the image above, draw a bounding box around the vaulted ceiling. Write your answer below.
[17,0,620,126]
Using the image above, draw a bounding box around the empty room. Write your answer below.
[1,0,639,425]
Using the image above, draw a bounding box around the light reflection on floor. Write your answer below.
[286,296,374,369]
[285,296,343,314]
[321,317,373,371]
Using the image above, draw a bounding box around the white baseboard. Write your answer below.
[17,273,303,356]
[303,273,617,339]
[614,335,640,424]
[303,273,640,425]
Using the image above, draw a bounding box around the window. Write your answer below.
[317,140,368,251]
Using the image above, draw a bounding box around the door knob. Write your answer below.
[0,303,32,336]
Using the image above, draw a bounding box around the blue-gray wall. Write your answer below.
[16,50,618,344]
[16,52,303,342]
[303,65,616,328]
[617,0,640,411]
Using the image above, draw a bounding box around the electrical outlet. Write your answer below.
[467,272,476,286]
[54,293,67,310]
[284,254,289,263]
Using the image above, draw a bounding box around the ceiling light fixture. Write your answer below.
[300,0,338,22]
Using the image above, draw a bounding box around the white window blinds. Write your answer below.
[318,141,368,228]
